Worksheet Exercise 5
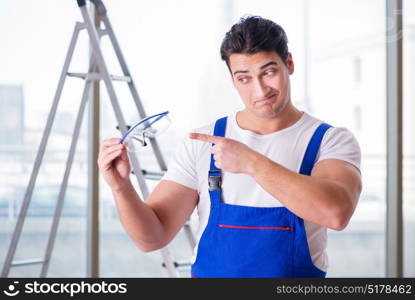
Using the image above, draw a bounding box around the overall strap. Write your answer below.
[299,123,332,176]
[208,117,227,208]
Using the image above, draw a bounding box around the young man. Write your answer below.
[98,16,362,277]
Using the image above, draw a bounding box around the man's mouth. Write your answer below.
[254,94,276,105]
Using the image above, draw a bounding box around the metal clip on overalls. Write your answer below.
[208,170,222,191]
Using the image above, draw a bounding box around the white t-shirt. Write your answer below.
[162,111,361,272]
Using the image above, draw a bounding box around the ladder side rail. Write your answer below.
[80,4,180,277]
[100,12,168,171]
[183,221,197,250]
[79,5,149,196]
[1,22,84,278]
[40,80,93,277]
[97,2,197,269]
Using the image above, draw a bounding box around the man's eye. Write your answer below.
[265,70,276,76]
[238,77,249,83]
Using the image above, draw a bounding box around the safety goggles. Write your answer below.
[120,111,170,149]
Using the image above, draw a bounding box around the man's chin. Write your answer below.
[250,106,282,119]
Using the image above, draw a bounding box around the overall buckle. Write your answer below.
[208,170,222,191]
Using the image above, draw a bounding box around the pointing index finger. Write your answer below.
[189,133,223,144]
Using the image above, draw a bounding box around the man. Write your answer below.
[98,16,362,278]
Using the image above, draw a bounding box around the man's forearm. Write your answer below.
[111,182,166,251]
[247,153,353,230]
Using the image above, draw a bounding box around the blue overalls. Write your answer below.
[191,116,332,278]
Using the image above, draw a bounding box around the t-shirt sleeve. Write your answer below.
[161,135,198,190]
[316,126,361,171]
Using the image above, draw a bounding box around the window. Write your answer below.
[305,0,386,277]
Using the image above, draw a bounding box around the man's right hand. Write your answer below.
[97,138,131,191]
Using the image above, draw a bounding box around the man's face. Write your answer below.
[229,51,294,119]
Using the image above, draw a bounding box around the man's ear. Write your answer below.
[286,52,294,75]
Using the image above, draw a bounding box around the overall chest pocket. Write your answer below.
[214,205,295,277]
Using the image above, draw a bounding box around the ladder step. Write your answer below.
[162,261,191,269]
[11,259,45,267]
[98,28,108,37]
[109,74,131,82]
[132,170,165,180]
[142,170,165,178]
[67,72,131,82]
[67,72,87,79]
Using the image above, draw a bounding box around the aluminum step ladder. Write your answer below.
[1,0,196,278]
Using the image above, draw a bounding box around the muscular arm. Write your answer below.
[249,155,362,230]
[98,137,198,252]
[190,133,362,231]
[112,180,198,252]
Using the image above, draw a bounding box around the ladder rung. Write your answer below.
[67,72,92,79]
[67,72,131,82]
[131,170,165,180]
[143,170,165,180]
[98,28,108,37]
[109,74,131,82]
[162,261,192,269]
[11,259,45,267]
[143,174,163,180]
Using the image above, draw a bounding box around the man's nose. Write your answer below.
[252,78,269,100]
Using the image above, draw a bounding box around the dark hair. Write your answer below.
[220,16,289,69]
